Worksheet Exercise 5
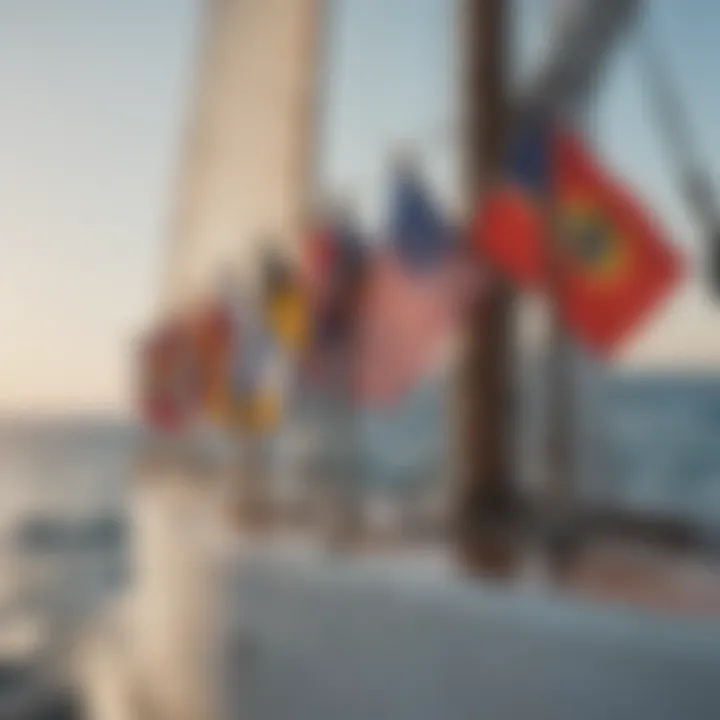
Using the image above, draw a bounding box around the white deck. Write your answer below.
[78,478,720,720]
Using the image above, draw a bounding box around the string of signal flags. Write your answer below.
[138,120,684,435]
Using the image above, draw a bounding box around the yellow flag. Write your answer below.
[226,392,280,434]
[266,286,308,354]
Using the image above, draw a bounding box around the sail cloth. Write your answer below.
[474,120,684,356]
[164,0,323,308]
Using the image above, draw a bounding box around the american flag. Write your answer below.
[353,158,489,407]
[303,164,486,406]
[356,248,484,407]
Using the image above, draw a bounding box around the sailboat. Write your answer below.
[77,1,720,718]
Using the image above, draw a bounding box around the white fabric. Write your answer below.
[163,0,320,307]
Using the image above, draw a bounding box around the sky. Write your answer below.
[0,0,719,415]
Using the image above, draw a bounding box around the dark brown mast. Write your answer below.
[455,0,519,575]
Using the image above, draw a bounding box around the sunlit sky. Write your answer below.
[1,0,719,415]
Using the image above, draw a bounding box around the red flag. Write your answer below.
[192,300,235,420]
[301,227,336,304]
[138,321,198,432]
[475,187,545,288]
[474,128,684,355]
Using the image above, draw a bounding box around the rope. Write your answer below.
[636,23,720,234]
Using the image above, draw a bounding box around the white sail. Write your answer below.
[80,3,325,717]
[163,0,323,310]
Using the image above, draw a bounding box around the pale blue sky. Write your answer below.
[0,0,718,413]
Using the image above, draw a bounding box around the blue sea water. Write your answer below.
[602,374,720,524]
[0,419,134,713]
[361,372,720,527]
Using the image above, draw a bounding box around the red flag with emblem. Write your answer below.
[474,125,684,356]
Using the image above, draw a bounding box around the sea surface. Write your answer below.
[0,419,134,715]
[0,373,719,712]
[364,372,720,528]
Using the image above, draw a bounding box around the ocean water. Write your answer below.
[0,419,134,714]
[602,374,720,525]
[0,374,719,710]
[363,372,720,527]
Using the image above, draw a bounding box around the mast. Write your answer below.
[455,0,645,574]
[456,0,517,575]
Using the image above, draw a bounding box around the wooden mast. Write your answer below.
[454,0,645,574]
[456,0,518,574]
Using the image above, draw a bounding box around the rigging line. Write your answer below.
[636,21,719,227]
[636,16,720,295]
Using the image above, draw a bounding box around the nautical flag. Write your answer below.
[356,252,462,405]
[265,283,308,355]
[475,116,552,288]
[357,165,475,406]
[302,213,366,295]
[193,300,235,423]
[261,252,309,356]
[225,291,287,435]
[301,226,335,302]
[139,320,198,432]
[474,121,684,355]
[388,158,453,271]
[300,212,368,390]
